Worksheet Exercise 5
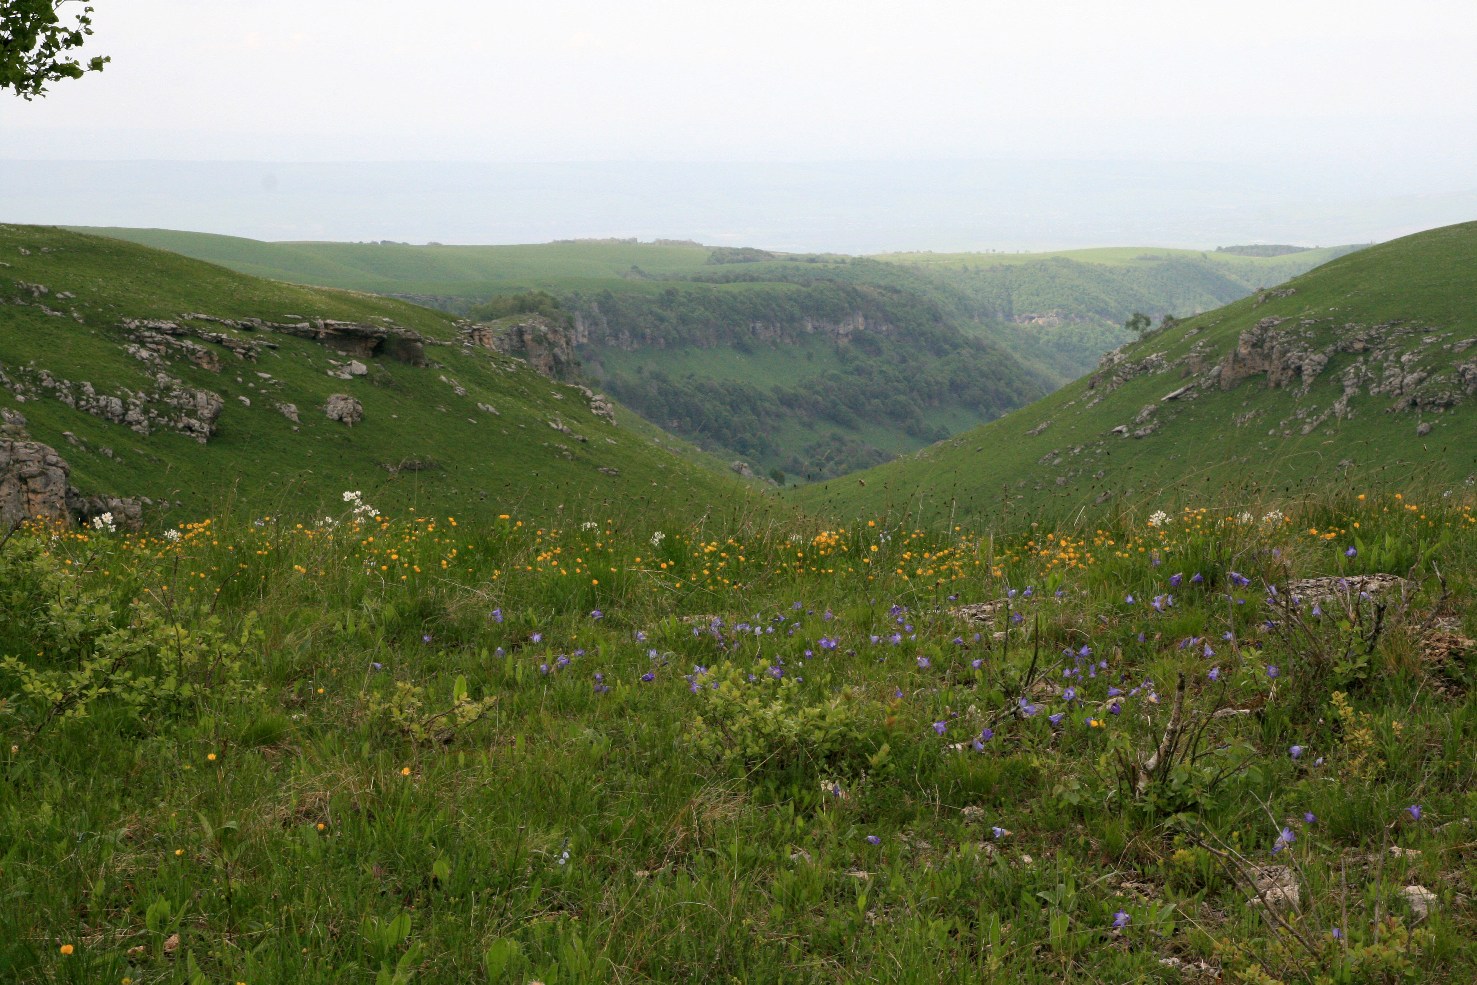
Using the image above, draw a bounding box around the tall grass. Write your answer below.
[2,488,1474,982]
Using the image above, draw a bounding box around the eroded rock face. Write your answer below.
[0,439,72,527]
[1219,317,1328,393]
[466,316,579,381]
[267,319,428,366]
[122,318,270,362]
[324,393,364,426]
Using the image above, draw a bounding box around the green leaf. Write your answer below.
[484,938,523,979]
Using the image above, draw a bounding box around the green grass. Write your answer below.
[71,228,1360,484]
[0,224,777,526]
[2,486,1474,983]
[795,222,1477,526]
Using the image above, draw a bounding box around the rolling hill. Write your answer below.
[75,228,1357,481]
[794,221,1477,525]
[0,224,777,526]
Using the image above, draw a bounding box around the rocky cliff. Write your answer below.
[463,315,580,382]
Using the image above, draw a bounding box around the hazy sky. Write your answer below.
[2,1,1474,247]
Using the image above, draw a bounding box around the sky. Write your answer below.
[2,0,1475,249]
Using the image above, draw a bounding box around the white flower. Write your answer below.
[1237,511,1253,524]
[1147,510,1169,527]
[649,531,665,547]
[163,528,182,542]
[1263,510,1284,524]
[91,512,116,533]
[342,490,361,503]
[581,521,599,531]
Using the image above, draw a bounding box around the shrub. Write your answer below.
[686,662,888,783]
[0,529,258,736]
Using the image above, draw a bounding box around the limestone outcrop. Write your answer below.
[0,365,224,443]
[0,439,142,530]
[466,315,579,381]
[1218,317,1328,394]
[0,439,73,527]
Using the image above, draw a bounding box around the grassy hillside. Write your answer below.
[795,222,1477,526]
[71,228,725,297]
[882,245,1365,379]
[0,225,775,525]
[76,228,1356,482]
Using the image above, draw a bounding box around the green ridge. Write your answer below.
[794,221,1477,525]
[0,225,778,525]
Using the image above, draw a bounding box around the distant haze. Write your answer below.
[2,1,1474,251]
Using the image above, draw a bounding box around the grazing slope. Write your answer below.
[0,225,774,525]
[76,228,1355,481]
[796,222,1477,525]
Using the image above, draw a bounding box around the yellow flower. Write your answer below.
[207,752,217,762]
[59,944,74,955]
[175,848,184,856]
[401,766,412,776]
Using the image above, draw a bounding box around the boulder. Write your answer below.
[1249,865,1300,912]
[71,494,144,531]
[588,392,616,425]
[1403,885,1437,921]
[0,440,73,527]
[324,394,364,426]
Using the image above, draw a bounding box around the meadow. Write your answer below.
[3,486,1474,983]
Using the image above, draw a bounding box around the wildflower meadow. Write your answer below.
[2,488,1475,983]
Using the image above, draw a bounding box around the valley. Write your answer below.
[76,227,1357,482]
